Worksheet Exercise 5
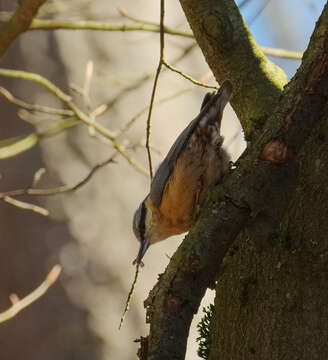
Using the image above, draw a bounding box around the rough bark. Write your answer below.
[210,113,328,360]
[142,2,328,360]
[211,9,328,356]
[179,0,287,133]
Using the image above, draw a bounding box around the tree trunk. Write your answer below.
[142,1,328,359]
[210,115,328,359]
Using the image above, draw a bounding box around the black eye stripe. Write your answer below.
[139,201,147,241]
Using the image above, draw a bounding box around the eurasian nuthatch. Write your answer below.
[133,80,233,264]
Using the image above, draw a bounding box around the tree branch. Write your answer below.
[0,86,74,116]
[3,196,49,216]
[29,18,194,38]
[0,265,61,323]
[162,59,218,89]
[145,0,166,180]
[260,46,303,60]
[0,68,148,176]
[0,118,80,159]
[0,12,304,60]
[179,0,288,134]
[143,3,328,359]
[0,154,115,199]
[0,0,47,58]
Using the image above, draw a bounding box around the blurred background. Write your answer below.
[0,0,325,359]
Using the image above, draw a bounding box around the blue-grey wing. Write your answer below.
[149,93,216,207]
[149,115,201,207]
[149,80,232,207]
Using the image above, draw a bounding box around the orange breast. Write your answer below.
[149,120,230,241]
[156,144,205,236]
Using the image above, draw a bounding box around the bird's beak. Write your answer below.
[133,238,150,266]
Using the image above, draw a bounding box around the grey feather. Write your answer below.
[149,80,233,207]
[200,92,213,110]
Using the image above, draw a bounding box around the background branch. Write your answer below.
[0,68,148,176]
[0,265,61,323]
[0,0,47,58]
[0,11,303,60]
[0,86,74,116]
[3,196,49,216]
[0,155,115,199]
[145,0,165,180]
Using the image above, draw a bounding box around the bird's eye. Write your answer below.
[139,201,147,241]
[133,201,147,242]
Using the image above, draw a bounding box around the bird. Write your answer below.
[132,80,233,265]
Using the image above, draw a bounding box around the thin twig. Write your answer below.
[3,196,49,216]
[0,265,61,323]
[0,117,79,160]
[162,59,218,89]
[118,8,158,27]
[105,72,153,110]
[260,46,303,60]
[29,18,302,60]
[118,87,191,137]
[83,60,93,109]
[0,12,303,60]
[145,0,165,180]
[0,154,116,199]
[32,168,46,187]
[104,42,196,112]
[0,87,73,116]
[0,68,147,176]
[119,262,141,330]
[118,70,214,138]
[29,18,195,38]
[0,69,71,101]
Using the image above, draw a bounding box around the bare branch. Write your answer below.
[0,11,304,60]
[0,154,116,200]
[118,69,213,137]
[83,60,93,109]
[29,18,194,38]
[0,86,73,116]
[260,46,303,60]
[162,59,218,89]
[3,196,49,216]
[104,42,197,113]
[119,262,142,330]
[145,0,165,180]
[32,168,46,187]
[28,18,302,60]
[118,88,191,137]
[0,118,79,159]
[0,68,148,176]
[117,7,159,27]
[0,68,71,101]
[0,0,47,58]
[0,265,61,323]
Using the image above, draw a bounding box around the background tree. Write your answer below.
[0,1,326,360]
